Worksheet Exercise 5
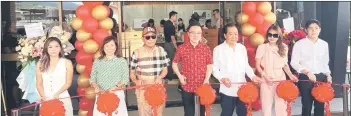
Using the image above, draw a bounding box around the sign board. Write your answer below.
[24,22,45,38]
[283,17,295,33]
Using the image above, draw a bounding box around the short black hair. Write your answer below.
[191,13,200,22]
[205,19,211,24]
[178,18,183,21]
[223,23,237,34]
[305,19,321,29]
[187,22,201,32]
[213,9,219,13]
[148,19,154,27]
[169,11,178,18]
[160,20,166,25]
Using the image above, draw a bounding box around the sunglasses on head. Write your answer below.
[267,33,279,38]
[144,35,156,40]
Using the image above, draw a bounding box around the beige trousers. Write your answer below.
[260,83,287,116]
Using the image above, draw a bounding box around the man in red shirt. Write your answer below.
[172,23,213,116]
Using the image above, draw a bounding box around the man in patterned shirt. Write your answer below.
[172,23,213,116]
[130,27,169,116]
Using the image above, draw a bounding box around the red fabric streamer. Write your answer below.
[237,82,259,116]
[144,84,167,116]
[39,99,65,116]
[312,82,334,116]
[96,92,120,116]
[276,80,299,116]
[195,84,216,116]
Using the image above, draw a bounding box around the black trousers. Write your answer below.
[220,93,247,116]
[298,73,327,116]
[181,90,205,116]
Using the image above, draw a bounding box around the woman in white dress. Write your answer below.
[90,36,129,116]
[36,37,74,116]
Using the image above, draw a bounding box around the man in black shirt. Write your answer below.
[163,11,178,80]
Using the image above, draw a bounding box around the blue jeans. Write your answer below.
[220,93,247,116]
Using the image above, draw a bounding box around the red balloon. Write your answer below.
[79,97,94,111]
[257,22,271,37]
[87,109,93,116]
[76,51,93,65]
[84,62,93,76]
[82,18,99,33]
[93,29,110,47]
[249,13,264,27]
[243,36,255,49]
[75,40,84,51]
[77,87,87,96]
[247,48,257,68]
[76,5,91,19]
[254,2,262,6]
[243,2,257,16]
[83,1,103,10]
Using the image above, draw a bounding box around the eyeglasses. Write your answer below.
[267,33,279,38]
[144,36,156,40]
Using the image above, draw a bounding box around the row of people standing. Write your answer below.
[35,11,331,116]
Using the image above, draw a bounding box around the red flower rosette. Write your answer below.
[195,84,216,116]
[276,80,299,116]
[312,82,334,116]
[238,82,259,116]
[96,91,120,116]
[144,84,167,116]
[39,99,66,116]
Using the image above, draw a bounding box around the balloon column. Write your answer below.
[71,2,114,115]
[237,1,276,112]
[238,1,276,68]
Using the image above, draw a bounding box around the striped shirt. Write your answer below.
[89,56,129,91]
[130,45,169,81]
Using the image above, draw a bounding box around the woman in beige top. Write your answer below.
[255,25,298,116]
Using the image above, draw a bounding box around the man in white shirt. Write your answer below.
[211,9,223,29]
[291,19,332,116]
[213,23,261,116]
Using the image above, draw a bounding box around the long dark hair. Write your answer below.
[264,25,286,57]
[39,37,64,72]
[99,36,120,59]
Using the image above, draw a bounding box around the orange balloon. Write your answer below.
[92,5,110,21]
[99,18,114,30]
[83,39,99,54]
[257,2,272,15]
[76,29,92,42]
[236,13,249,24]
[77,74,90,88]
[264,12,277,24]
[85,87,96,100]
[76,64,86,74]
[72,17,83,30]
[241,23,256,36]
[250,33,265,47]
